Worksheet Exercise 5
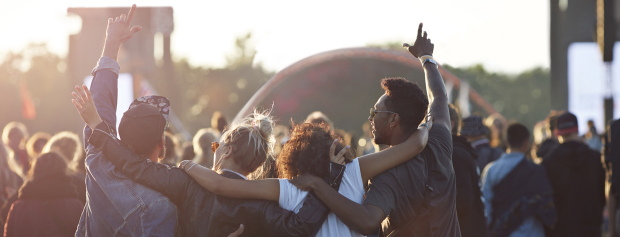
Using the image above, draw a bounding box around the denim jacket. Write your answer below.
[75,57,178,237]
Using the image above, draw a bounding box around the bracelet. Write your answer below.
[186,163,198,173]
[419,55,437,67]
[419,123,429,130]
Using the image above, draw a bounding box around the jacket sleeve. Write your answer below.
[88,122,192,205]
[258,162,345,236]
[84,57,120,151]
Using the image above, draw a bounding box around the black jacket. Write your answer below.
[89,122,345,237]
[542,141,605,237]
[451,135,490,237]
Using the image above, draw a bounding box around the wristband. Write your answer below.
[419,55,437,66]
[186,163,198,173]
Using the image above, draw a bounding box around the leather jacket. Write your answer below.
[89,122,346,237]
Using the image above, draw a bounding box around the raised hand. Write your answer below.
[329,139,349,165]
[105,4,142,45]
[71,85,103,129]
[403,23,434,58]
[101,4,142,60]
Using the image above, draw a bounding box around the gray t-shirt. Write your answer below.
[364,124,461,237]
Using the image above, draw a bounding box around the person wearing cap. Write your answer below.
[70,6,348,237]
[71,5,177,237]
[481,123,556,237]
[461,115,504,171]
[541,112,605,237]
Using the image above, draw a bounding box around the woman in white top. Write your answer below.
[181,118,432,237]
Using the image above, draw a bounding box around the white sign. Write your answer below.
[84,73,134,137]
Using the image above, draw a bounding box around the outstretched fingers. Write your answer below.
[330,139,338,157]
[71,99,83,110]
[334,145,350,165]
[77,85,89,103]
[82,85,92,102]
[72,86,85,104]
[126,4,137,24]
[417,23,424,39]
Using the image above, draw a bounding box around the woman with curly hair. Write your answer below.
[181,116,432,237]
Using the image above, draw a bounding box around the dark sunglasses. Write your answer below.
[370,107,397,120]
[211,142,220,153]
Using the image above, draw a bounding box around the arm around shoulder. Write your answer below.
[88,123,192,203]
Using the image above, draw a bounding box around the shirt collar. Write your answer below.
[221,169,248,180]
[501,151,524,160]
[471,138,490,148]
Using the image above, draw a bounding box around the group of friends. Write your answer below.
[0,3,616,237]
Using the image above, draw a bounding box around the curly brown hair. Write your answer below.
[277,122,354,180]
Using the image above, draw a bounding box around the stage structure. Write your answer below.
[234,47,502,134]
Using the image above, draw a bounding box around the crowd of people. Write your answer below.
[0,4,618,237]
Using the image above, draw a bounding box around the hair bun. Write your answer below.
[246,109,273,138]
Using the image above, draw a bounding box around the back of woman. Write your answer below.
[4,152,83,237]
[277,122,365,237]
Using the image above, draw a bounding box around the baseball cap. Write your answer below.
[554,112,578,136]
[118,96,170,155]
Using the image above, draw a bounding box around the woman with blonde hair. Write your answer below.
[2,122,30,177]
[25,132,51,162]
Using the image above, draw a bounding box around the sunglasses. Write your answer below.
[211,142,220,153]
[370,107,397,120]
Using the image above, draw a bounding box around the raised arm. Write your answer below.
[72,85,192,205]
[358,117,432,183]
[404,23,450,129]
[78,4,142,147]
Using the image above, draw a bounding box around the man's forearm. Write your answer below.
[423,63,447,104]
[311,180,382,235]
[101,41,121,61]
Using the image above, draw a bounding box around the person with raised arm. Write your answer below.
[71,5,178,237]
[72,66,347,236]
[180,113,432,236]
[286,23,461,237]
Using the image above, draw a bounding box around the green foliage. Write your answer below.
[443,64,551,131]
[163,33,274,135]
[0,39,551,139]
[0,43,79,134]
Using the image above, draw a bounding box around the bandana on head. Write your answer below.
[129,96,170,121]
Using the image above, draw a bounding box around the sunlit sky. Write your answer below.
[3,0,549,73]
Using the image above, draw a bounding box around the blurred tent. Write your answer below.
[234,47,501,133]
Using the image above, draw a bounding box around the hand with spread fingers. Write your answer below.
[329,139,349,165]
[403,23,434,58]
[71,85,103,130]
